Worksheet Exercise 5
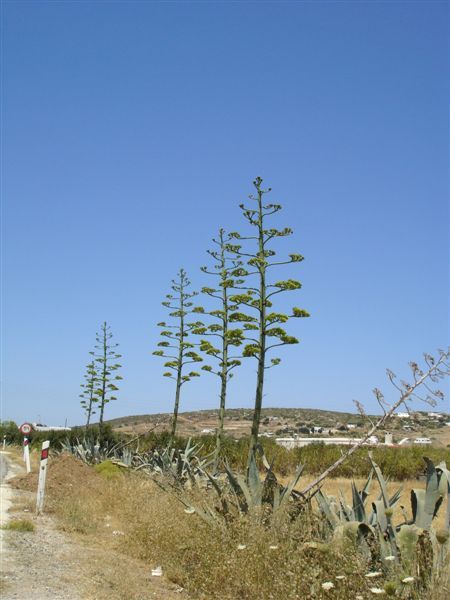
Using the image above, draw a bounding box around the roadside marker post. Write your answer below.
[36,441,50,515]
[3,435,6,449]
[23,437,31,473]
[19,423,33,473]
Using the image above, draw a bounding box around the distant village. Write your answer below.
[269,410,450,449]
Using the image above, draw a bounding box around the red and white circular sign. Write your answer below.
[19,422,33,435]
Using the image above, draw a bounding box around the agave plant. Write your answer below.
[397,459,450,590]
[61,437,135,466]
[408,458,449,530]
[61,437,106,463]
[315,454,450,595]
[135,438,215,489]
[179,446,306,527]
[315,459,399,563]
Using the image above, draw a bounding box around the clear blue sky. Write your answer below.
[2,1,448,426]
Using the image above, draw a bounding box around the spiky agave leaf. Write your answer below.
[436,461,450,532]
[351,480,367,523]
[411,458,445,530]
[279,463,305,509]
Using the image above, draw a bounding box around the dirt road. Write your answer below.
[1,451,87,599]
[0,453,8,482]
[0,452,185,600]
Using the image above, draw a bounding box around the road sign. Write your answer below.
[19,423,33,435]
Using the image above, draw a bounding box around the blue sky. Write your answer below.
[2,1,448,426]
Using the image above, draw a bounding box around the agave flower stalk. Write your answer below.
[79,359,99,430]
[192,228,245,470]
[226,177,309,474]
[153,269,203,445]
[90,322,122,429]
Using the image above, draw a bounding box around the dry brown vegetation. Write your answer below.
[48,458,374,599]
[9,453,448,599]
[9,455,373,598]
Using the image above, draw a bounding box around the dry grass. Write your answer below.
[52,472,376,599]
[11,453,449,599]
[35,456,448,599]
[7,499,34,514]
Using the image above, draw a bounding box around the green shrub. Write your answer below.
[94,460,122,479]
[31,424,120,449]
[0,421,23,445]
[135,430,450,480]
[3,519,35,532]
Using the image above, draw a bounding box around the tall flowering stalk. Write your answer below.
[226,177,309,472]
[91,322,122,429]
[192,229,245,469]
[79,359,99,429]
[153,269,203,445]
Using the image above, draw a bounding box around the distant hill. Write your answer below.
[104,407,450,447]
[105,406,370,432]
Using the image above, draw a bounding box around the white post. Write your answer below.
[23,438,31,473]
[3,436,6,450]
[36,441,50,515]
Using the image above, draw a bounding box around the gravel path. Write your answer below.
[2,515,86,599]
[1,451,18,595]
[1,452,85,599]
[0,453,8,482]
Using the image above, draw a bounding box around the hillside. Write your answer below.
[105,407,450,447]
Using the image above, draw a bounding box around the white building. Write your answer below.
[276,437,379,449]
[413,437,432,445]
[32,422,71,432]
